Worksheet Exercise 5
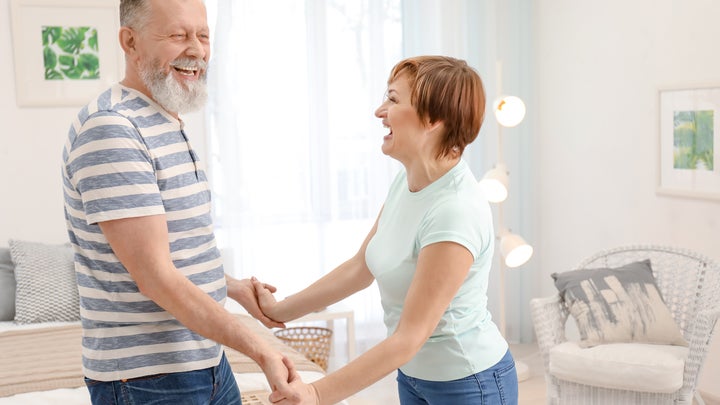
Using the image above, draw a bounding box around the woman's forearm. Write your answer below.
[273,254,374,322]
[312,330,423,405]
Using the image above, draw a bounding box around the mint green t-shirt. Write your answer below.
[365,159,508,381]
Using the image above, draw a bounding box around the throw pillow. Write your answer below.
[0,247,16,321]
[8,239,80,324]
[552,259,687,348]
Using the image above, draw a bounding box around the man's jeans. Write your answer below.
[84,353,241,405]
[397,349,519,405]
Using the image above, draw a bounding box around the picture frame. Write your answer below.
[10,0,122,107]
[658,87,720,201]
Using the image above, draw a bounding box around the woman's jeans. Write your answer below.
[397,349,519,405]
[84,353,241,405]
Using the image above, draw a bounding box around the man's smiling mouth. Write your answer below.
[173,65,198,76]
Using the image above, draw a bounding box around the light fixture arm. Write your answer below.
[495,61,506,165]
[483,61,532,335]
[486,59,532,383]
[497,123,505,167]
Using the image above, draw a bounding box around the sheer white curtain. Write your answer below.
[205,0,402,339]
[400,0,535,343]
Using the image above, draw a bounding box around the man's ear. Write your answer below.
[118,27,136,55]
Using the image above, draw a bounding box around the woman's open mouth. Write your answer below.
[383,123,393,140]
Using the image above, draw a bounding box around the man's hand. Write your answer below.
[269,378,319,405]
[226,275,285,328]
[262,355,303,404]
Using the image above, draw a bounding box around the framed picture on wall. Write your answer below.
[10,0,122,107]
[658,87,720,201]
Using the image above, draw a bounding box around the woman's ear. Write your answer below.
[427,119,444,134]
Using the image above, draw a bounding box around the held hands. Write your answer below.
[229,277,306,404]
[261,355,303,404]
[225,275,285,328]
[247,282,319,404]
[270,379,320,405]
[249,280,321,404]
[251,277,284,323]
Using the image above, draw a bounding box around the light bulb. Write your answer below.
[494,96,526,127]
[500,232,533,268]
[478,164,508,203]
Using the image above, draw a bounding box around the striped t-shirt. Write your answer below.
[62,84,226,381]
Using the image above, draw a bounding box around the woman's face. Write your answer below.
[375,75,429,162]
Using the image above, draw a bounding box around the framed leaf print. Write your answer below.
[658,87,720,201]
[10,0,123,107]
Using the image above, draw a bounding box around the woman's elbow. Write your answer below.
[390,330,428,362]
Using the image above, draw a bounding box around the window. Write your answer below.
[205,0,402,334]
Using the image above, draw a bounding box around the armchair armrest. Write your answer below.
[680,306,720,401]
[530,295,569,374]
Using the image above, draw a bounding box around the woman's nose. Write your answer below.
[374,105,385,118]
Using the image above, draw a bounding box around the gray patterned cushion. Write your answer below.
[9,239,79,324]
[552,260,687,348]
[0,247,16,321]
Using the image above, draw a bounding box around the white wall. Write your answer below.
[534,0,720,398]
[2,0,718,398]
[1,0,75,244]
[0,0,206,247]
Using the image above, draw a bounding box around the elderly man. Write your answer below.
[61,1,299,403]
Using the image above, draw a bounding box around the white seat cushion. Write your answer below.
[549,341,688,393]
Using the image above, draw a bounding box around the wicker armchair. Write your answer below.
[530,245,720,405]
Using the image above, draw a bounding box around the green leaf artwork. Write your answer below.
[673,110,714,171]
[41,25,100,80]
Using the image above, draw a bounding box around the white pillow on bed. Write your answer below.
[8,239,79,324]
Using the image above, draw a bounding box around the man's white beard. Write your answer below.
[140,58,208,115]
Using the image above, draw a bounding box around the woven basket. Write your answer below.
[274,326,333,371]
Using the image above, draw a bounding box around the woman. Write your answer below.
[254,55,518,405]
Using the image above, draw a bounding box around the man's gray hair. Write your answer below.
[119,0,151,29]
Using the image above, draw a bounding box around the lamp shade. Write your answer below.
[494,96,526,128]
[500,232,533,268]
[478,164,508,203]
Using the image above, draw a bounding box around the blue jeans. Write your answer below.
[397,349,518,405]
[84,353,241,405]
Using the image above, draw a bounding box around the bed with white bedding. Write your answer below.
[0,315,330,404]
[0,242,341,404]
